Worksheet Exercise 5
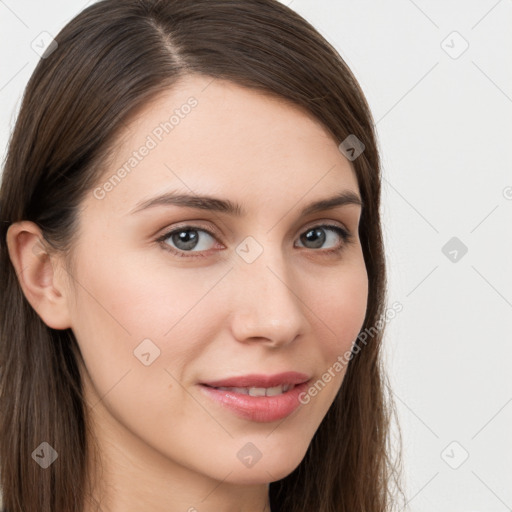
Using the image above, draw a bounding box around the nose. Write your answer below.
[229,248,307,348]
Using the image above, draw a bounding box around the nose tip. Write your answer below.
[229,261,305,348]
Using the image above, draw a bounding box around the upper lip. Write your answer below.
[201,371,311,388]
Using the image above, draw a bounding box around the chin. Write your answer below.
[216,444,308,485]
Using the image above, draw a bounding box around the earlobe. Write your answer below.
[6,221,72,330]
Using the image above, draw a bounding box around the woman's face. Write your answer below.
[65,75,368,488]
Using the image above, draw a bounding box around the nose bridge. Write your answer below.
[229,237,305,345]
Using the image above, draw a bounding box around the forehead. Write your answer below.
[89,74,359,215]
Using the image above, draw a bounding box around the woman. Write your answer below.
[0,1,405,510]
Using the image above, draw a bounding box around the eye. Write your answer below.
[157,226,218,257]
[295,224,351,254]
[156,223,352,258]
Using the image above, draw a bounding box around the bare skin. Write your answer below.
[7,74,368,512]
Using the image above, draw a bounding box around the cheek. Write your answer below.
[281,257,368,430]
[67,247,213,448]
[67,244,221,392]
[70,241,207,338]
[312,258,369,357]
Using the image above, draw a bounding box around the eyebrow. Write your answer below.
[129,189,363,217]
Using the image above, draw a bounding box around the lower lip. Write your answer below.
[198,381,311,423]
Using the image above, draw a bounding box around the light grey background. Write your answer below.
[1,1,511,510]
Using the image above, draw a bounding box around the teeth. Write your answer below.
[214,384,294,396]
[249,387,267,397]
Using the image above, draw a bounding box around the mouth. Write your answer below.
[198,374,312,423]
[200,371,311,389]
[201,382,297,397]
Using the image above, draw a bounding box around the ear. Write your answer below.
[6,221,72,330]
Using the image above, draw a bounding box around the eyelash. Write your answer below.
[156,223,353,259]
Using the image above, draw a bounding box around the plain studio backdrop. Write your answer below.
[1,1,511,511]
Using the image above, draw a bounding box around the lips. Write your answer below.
[198,371,312,422]
[198,378,312,422]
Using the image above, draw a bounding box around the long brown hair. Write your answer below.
[0,1,405,510]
